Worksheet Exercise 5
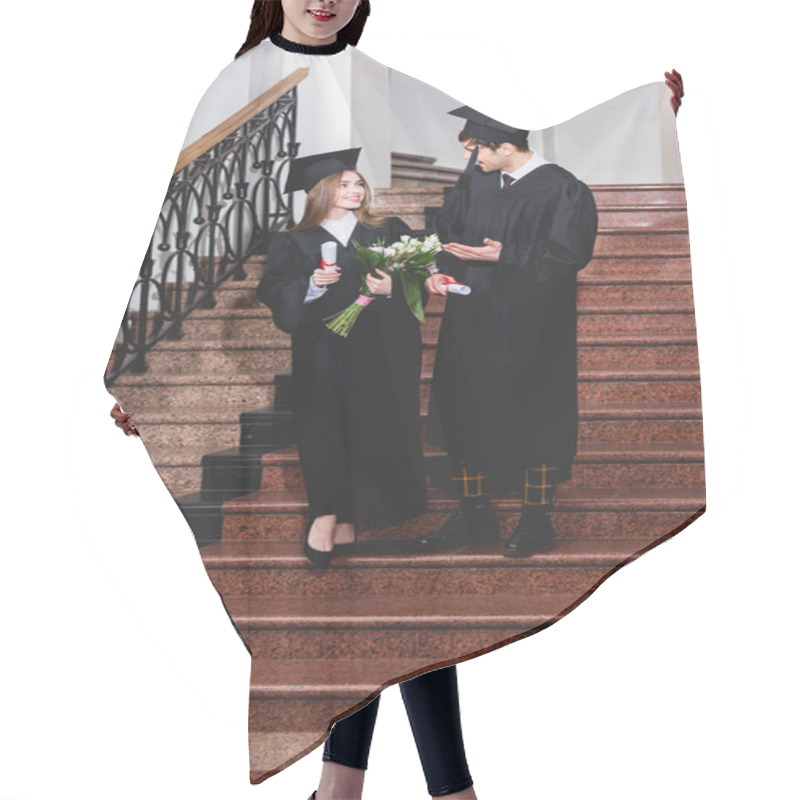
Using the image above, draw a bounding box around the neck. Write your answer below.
[506,150,534,173]
[281,21,337,47]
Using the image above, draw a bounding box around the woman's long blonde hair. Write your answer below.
[289,170,390,232]
[236,1,371,59]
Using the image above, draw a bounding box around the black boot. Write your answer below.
[503,505,556,558]
[418,498,498,551]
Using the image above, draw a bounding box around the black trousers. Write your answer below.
[323,666,473,797]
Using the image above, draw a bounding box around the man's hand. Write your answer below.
[442,238,503,262]
[665,69,684,115]
[425,273,453,296]
[365,268,393,296]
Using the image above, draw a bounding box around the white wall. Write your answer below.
[389,73,682,184]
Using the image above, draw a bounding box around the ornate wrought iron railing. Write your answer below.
[105,69,309,385]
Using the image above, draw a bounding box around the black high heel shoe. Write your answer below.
[303,517,333,569]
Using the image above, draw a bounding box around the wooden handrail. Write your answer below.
[174,68,310,174]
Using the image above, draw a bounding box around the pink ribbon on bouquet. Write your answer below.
[355,294,375,307]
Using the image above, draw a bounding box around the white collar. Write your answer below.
[501,151,550,187]
[320,211,358,246]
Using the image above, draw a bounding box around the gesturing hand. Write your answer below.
[111,402,139,437]
[665,69,684,115]
[442,238,503,262]
[365,268,393,296]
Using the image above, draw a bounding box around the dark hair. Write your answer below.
[458,129,530,152]
[236,1,371,58]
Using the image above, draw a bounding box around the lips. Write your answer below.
[308,9,335,21]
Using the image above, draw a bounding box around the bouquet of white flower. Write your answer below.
[325,234,442,337]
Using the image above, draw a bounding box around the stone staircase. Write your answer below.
[108,182,705,782]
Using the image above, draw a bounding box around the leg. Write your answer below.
[316,696,381,800]
[294,367,354,557]
[418,463,497,551]
[400,666,475,798]
[504,464,559,557]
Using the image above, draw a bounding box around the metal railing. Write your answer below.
[105,69,308,385]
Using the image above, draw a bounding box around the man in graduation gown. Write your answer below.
[421,107,598,557]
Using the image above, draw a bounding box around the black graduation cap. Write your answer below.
[448,106,528,148]
[284,147,362,193]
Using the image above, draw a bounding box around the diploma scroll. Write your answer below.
[441,276,472,296]
[321,241,338,271]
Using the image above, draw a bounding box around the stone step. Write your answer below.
[229,592,573,660]
[223,505,698,544]
[238,254,693,285]
[374,184,686,207]
[130,401,702,460]
[247,656,439,733]
[194,275,695,313]
[219,486,704,545]
[374,205,689,231]
[174,300,697,340]
[111,365,701,411]
[203,535,689,598]
[256,441,703,493]
[145,331,699,374]
[592,230,689,257]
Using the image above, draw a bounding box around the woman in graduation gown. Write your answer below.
[257,147,428,565]
[256,150,475,800]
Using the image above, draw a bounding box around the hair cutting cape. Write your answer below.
[105,34,704,783]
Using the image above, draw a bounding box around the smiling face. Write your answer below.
[280,0,361,45]
[331,170,367,212]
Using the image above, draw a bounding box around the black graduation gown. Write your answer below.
[256,216,427,529]
[428,163,598,491]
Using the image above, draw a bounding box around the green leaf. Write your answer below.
[400,272,426,324]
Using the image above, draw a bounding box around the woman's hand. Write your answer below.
[365,268,392,296]
[425,273,454,296]
[665,69,684,115]
[111,403,139,436]
[312,266,342,287]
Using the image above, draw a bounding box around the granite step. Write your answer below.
[238,254,693,285]
[247,656,438,733]
[371,204,688,231]
[131,400,702,458]
[373,184,686,207]
[229,592,574,660]
[592,230,690,257]
[203,535,685,598]
[144,331,699,374]
[218,487,704,546]
[207,273,695,311]
[256,441,704,493]
[110,365,701,411]
[174,300,697,340]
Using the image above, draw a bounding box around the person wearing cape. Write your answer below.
[106,0,690,792]
[255,147,428,565]
[422,106,599,558]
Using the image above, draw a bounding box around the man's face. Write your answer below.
[464,141,508,173]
